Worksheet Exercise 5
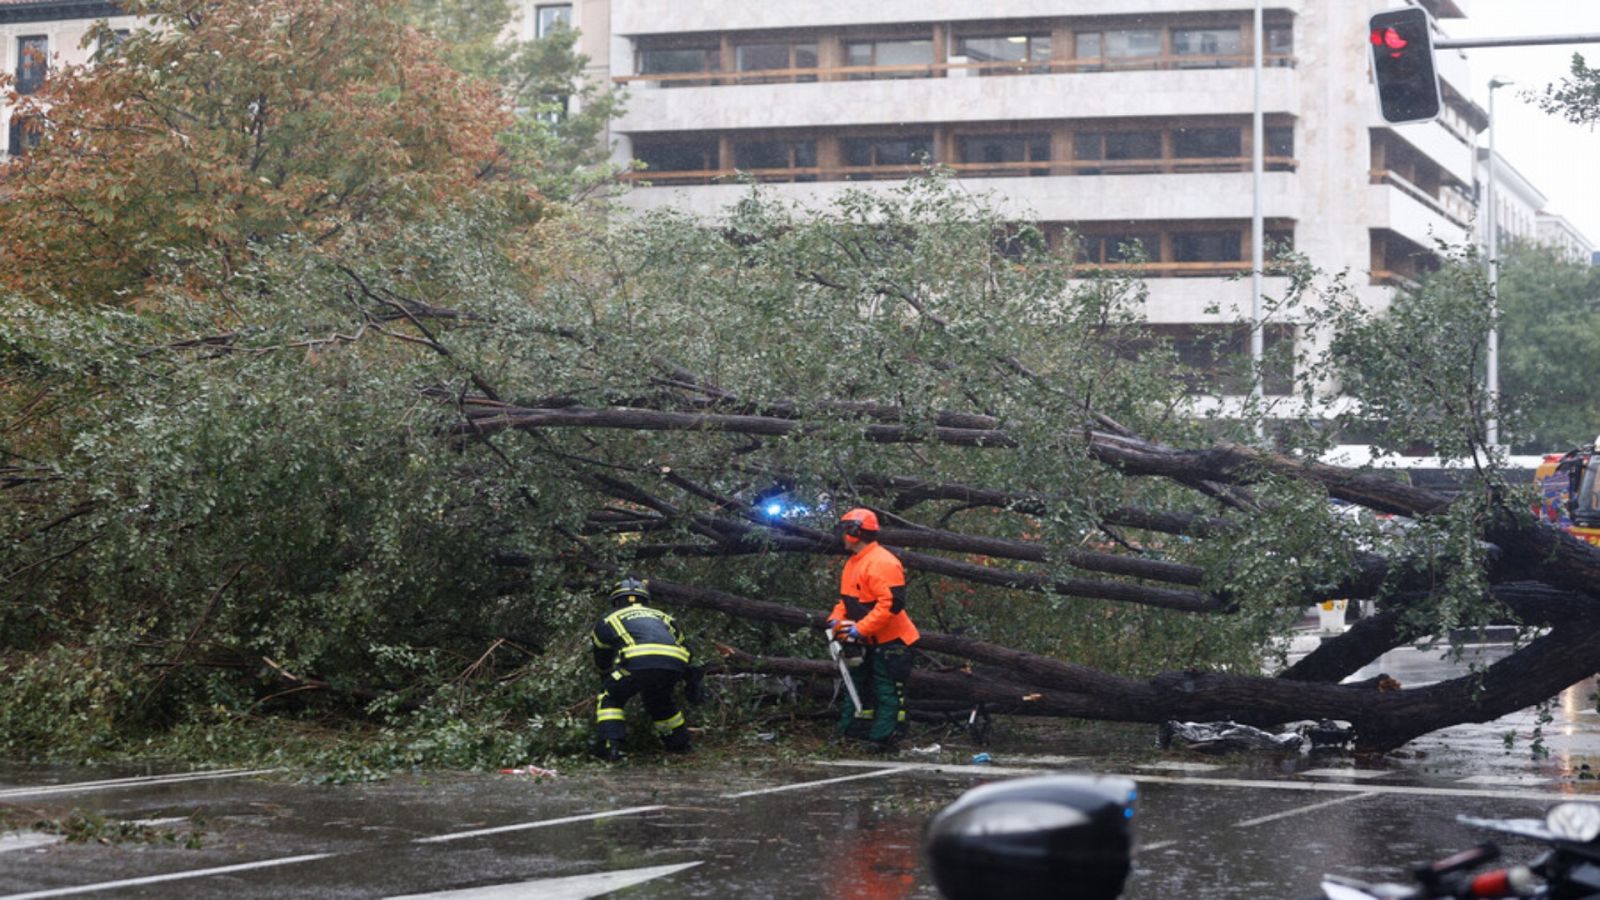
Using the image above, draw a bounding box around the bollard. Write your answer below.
[1317,599,1348,634]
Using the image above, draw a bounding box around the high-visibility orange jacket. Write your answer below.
[830,541,920,646]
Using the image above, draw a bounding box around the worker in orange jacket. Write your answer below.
[826,507,919,746]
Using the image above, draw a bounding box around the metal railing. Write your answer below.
[617,53,1297,87]
[622,156,1298,185]
[1073,260,1292,277]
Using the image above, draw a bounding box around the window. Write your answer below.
[1078,233,1159,264]
[1073,32,1103,71]
[1172,127,1241,159]
[1266,24,1294,61]
[1075,130,1162,174]
[957,134,1050,176]
[1265,126,1294,158]
[634,140,718,175]
[1172,231,1243,263]
[639,46,719,87]
[1104,29,1161,61]
[1172,27,1241,67]
[1105,233,1158,262]
[16,36,47,95]
[535,5,571,39]
[8,115,39,157]
[1104,132,1161,161]
[1075,132,1161,173]
[844,39,933,80]
[842,135,932,178]
[1265,125,1296,171]
[94,28,130,61]
[735,42,818,83]
[732,139,818,181]
[954,34,1051,75]
[1148,324,1294,395]
[993,224,1046,261]
[1266,229,1296,261]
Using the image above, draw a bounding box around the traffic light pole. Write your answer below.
[1436,34,1600,49]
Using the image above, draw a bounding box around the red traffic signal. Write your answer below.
[1371,26,1408,56]
[1368,7,1441,124]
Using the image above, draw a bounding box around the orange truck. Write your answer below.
[1533,438,1600,547]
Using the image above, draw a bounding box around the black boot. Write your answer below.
[592,738,624,762]
[662,729,692,754]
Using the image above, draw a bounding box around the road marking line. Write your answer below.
[821,760,1599,802]
[414,805,666,844]
[415,767,911,846]
[0,769,249,796]
[1140,840,1178,852]
[0,768,277,800]
[127,817,194,829]
[819,760,1058,776]
[1130,772,1594,803]
[386,861,703,900]
[1299,768,1389,779]
[0,853,332,899]
[1233,791,1377,828]
[0,834,60,854]
[1456,775,1553,786]
[1137,762,1223,772]
[721,766,910,799]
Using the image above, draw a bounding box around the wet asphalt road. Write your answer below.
[3,640,1599,898]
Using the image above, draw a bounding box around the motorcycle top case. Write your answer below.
[924,774,1137,900]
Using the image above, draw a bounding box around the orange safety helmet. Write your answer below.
[838,507,880,539]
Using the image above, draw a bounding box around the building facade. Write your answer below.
[1536,212,1596,266]
[19,0,1572,404]
[1,0,136,157]
[1477,148,1546,248]
[599,0,1488,408]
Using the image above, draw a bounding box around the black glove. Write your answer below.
[684,666,707,706]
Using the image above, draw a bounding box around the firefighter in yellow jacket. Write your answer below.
[591,576,701,761]
[826,508,920,745]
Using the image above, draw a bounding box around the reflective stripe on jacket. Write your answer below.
[829,541,919,646]
[592,605,691,672]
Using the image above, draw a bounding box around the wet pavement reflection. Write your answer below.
[3,637,1599,898]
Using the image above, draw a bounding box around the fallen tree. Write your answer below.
[6,176,1598,758]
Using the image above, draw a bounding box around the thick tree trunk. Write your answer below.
[664,579,1600,752]
[447,390,1600,751]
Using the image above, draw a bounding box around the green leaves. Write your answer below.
[1539,52,1600,126]
[1496,240,1600,453]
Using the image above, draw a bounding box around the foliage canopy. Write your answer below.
[0,0,522,307]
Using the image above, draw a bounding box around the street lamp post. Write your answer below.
[1249,0,1264,440]
[1485,77,1512,450]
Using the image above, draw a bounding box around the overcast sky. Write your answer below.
[1447,1,1600,246]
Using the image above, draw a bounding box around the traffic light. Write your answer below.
[1368,7,1441,124]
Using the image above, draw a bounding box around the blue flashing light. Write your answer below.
[766,502,784,517]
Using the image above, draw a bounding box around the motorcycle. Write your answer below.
[1316,801,1600,899]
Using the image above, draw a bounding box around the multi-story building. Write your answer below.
[602,0,1489,410]
[11,0,1537,410]
[1477,148,1546,248]
[1,1,135,157]
[1536,212,1595,266]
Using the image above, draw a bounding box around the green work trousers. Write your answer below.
[836,642,912,743]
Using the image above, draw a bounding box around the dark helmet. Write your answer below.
[608,576,651,608]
